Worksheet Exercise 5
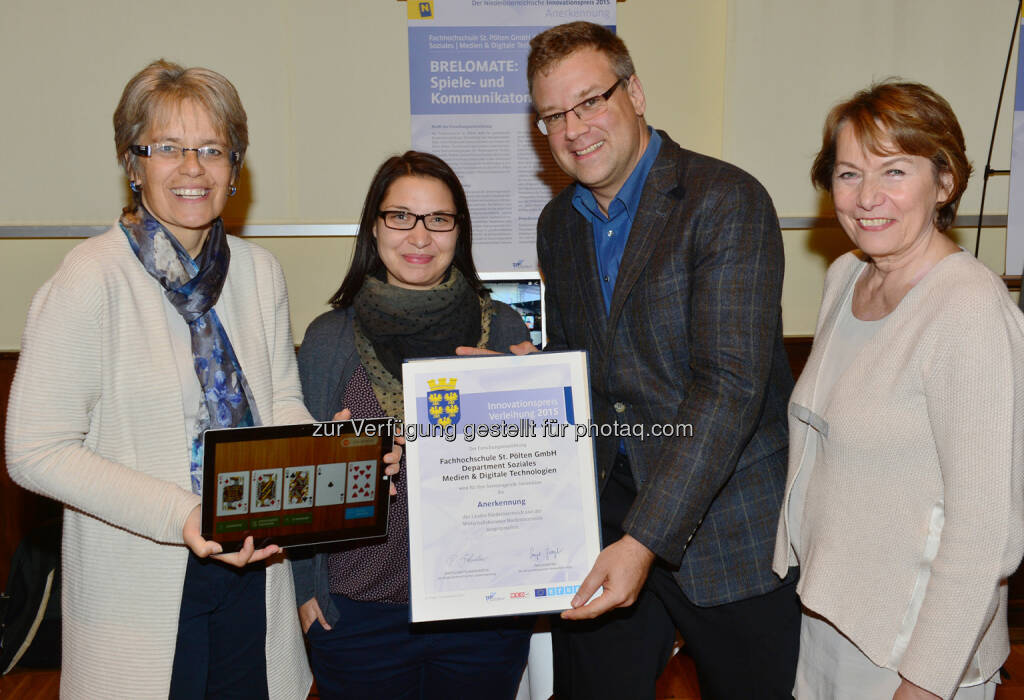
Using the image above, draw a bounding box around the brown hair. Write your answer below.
[810,80,971,232]
[527,21,635,94]
[113,60,248,209]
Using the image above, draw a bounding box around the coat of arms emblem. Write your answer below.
[427,377,460,427]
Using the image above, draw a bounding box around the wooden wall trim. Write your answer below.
[0,353,60,586]
[3,341,818,585]
[7,336,1024,626]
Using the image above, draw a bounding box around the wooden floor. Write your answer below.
[5,646,1024,699]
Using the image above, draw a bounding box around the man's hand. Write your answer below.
[892,678,941,700]
[334,408,403,496]
[182,505,281,566]
[298,597,332,633]
[561,534,655,620]
[455,341,538,356]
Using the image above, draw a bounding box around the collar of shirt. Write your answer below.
[571,127,662,312]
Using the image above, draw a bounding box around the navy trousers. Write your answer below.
[168,552,269,700]
[307,593,532,700]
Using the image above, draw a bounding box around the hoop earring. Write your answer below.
[129,181,140,193]
[228,185,237,197]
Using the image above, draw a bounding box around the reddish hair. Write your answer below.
[811,80,971,232]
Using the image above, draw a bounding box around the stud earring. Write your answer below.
[228,185,237,197]
[129,181,140,193]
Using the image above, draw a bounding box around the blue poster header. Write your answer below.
[409,26,543,115]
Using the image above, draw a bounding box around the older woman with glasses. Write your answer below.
[7,60,319,699]
[773,81,1024,699]
[290,150,534,699]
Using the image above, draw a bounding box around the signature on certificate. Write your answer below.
[529,545,563,563]
[445,552,487,571]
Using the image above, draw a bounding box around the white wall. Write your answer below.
[723,0,1017,329]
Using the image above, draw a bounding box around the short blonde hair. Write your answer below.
[113,60,248,185]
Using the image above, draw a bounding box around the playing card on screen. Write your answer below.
[346,460,377,503]
[217,471,250,516]
[251,468,283,513]
[284,465,315,510]
[315,462,347,506]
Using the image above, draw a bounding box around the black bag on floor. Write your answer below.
[0,515,62,673]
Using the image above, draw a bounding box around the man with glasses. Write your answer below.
[527,22,799,699]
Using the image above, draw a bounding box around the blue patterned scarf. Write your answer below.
[120,206,259,494]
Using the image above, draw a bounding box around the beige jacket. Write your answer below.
[773,251,1024,699]
[6,226,313,699]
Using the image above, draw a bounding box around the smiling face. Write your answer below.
[531,48,649,212]
[131,99,235,256]
[373,175,459,291]
[831,122,952,264]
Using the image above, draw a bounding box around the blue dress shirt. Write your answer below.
[571,128,662,313]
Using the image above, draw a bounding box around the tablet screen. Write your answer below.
[201,419,393,550]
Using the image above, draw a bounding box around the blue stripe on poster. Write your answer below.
[1017,21,1024,111]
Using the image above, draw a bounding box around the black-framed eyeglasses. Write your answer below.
[536,80,625,136]
[378,210,458,232]
[130,143,241,166]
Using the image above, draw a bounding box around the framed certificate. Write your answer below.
[402,351,601,621]
[201,420,393,551]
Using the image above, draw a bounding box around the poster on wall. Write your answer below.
[1006,10,1024,276]
[407,0,615,272]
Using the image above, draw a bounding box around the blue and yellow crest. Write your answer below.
[409,1,434,20]
[427,377,460,427]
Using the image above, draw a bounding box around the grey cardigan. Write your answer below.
[290,300,530,624]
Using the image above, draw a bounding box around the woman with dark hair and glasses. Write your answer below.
[5,60,329,698]
[290,151,534,699]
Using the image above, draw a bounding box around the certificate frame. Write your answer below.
[402,351,601,621]
[201,420,393,551]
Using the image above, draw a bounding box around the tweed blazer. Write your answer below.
[773,251,1024,698]
[6,225,313,699]
[536,131,794,606]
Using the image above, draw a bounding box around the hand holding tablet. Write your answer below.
[200,419,395,551]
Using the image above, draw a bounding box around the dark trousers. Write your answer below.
[168,552,269,700]
[552,454,799,700]
[307,593,533,700]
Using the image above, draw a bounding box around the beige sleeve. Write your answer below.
[5,259,199,544]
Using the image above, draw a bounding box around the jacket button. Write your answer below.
[599,469,606,480]
[613,402,626,413]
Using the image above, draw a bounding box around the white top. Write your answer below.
[786,291,882,566]
[161,291,203,473]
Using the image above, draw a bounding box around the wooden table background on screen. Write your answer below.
[211,434,383,537]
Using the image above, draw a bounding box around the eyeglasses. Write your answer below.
[536,80,625,136]
[130,143,240,166]
[378,210,458,232]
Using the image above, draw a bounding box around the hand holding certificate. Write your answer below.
[402,350,601,621]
